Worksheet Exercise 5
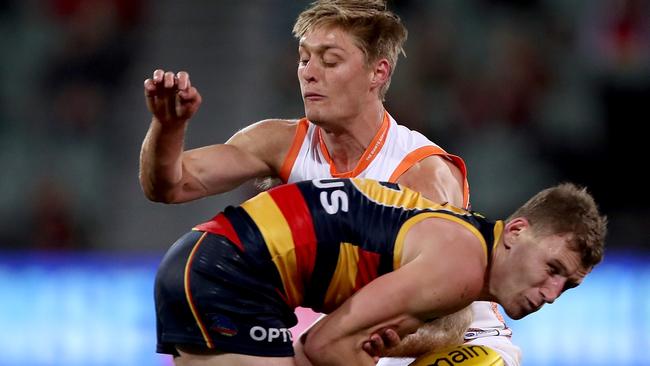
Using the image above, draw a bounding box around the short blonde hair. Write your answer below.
[381,306,472,357]
[507,183,607,268]
[293,0,407,100]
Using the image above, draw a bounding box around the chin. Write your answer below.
[305,109,324,124]
[503,306,525,320]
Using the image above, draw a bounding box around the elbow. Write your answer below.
[140,180,178,204]
[144,190,173,204]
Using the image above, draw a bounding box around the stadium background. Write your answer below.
[0,0,648,365]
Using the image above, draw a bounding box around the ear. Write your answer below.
[502,217,530,249]
[370,59,391,87]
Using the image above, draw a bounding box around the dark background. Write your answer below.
[1,0,647,253]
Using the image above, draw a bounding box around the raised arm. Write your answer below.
[301,219,485,366]
[139,69,296,203]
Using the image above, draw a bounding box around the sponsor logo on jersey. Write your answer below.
[210,314,238,337]
[249,326,293,343]
[421,345,492,365]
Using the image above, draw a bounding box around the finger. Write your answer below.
[362,342,379,357]
[369,334,385,349]
[382,329,401,347]
[362,341,372,354]
[164,71,176,88]
[144,79,157,96]
[153,69,165,83]
[178,86,197,101]
[177,71,190,90]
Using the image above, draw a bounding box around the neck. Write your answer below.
[319,103,385,172]
[479,237,505,302]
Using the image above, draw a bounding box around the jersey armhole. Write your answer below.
[279,119,309,182]
[393,212,488,270]
[389,147,471,209]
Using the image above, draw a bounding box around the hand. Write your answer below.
[362,328,401,362]
[144,69,202,126]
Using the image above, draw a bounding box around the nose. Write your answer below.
[540,277,565,304]
[299,60,318,83]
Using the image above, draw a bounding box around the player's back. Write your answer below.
[195,178,492,313]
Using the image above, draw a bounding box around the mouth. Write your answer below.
[303,92,325,101]
[526,297,542,312]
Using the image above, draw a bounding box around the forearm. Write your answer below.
[303,334,375,366]
[139,117,188,202]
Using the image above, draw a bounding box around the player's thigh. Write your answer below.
[174,348,296,366]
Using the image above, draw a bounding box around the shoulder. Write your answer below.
[397,155,465,206]
[400,217,486,312]
[403,217,486,270]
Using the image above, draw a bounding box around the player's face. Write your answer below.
[297,26,375,124]
[496,224,590,320]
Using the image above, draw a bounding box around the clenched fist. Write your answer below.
[144,69,202,126]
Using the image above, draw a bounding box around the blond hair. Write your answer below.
[381,306,472,357]
[507,183,607,268]
[293,0,407,100]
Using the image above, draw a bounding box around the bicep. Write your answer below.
[304,232,483,364]
[181,143,272,196]
[175,120,295,201]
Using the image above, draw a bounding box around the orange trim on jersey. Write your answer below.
[267,184,318,291]
[193,214,243,252]
[491,301,507,325]
[279,119,309,183]
[388,146,448,182]
[317,112,390,178]
[183,232,214,349]
[389,146,471,209]
[447,153,470,209]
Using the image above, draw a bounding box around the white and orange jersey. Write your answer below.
[279,111,470,208]
[280,112,519,366]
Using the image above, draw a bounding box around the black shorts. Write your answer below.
[154,230,298,357]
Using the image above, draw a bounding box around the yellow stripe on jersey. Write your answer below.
[350,178,436,210]
[241,193,302,307]
[393,212,488,269]
[492,220,504,252]
[322,242,359,312]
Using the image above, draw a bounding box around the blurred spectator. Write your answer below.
[28,178,87,250]
[41,0,142,137]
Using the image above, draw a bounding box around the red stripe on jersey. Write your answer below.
[354,249,381,291]
[193,214,244,252]
[267,184,317,285]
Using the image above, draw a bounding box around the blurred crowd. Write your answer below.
[0,0,648,251]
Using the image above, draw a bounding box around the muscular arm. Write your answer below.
[139,69,298,203]
[302,219,485,366]
[396,155,465,207]
[140,118,296,203]
[393,156,521,366]
[139,119,287,203]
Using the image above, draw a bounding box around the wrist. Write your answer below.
[152,116,189,133]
